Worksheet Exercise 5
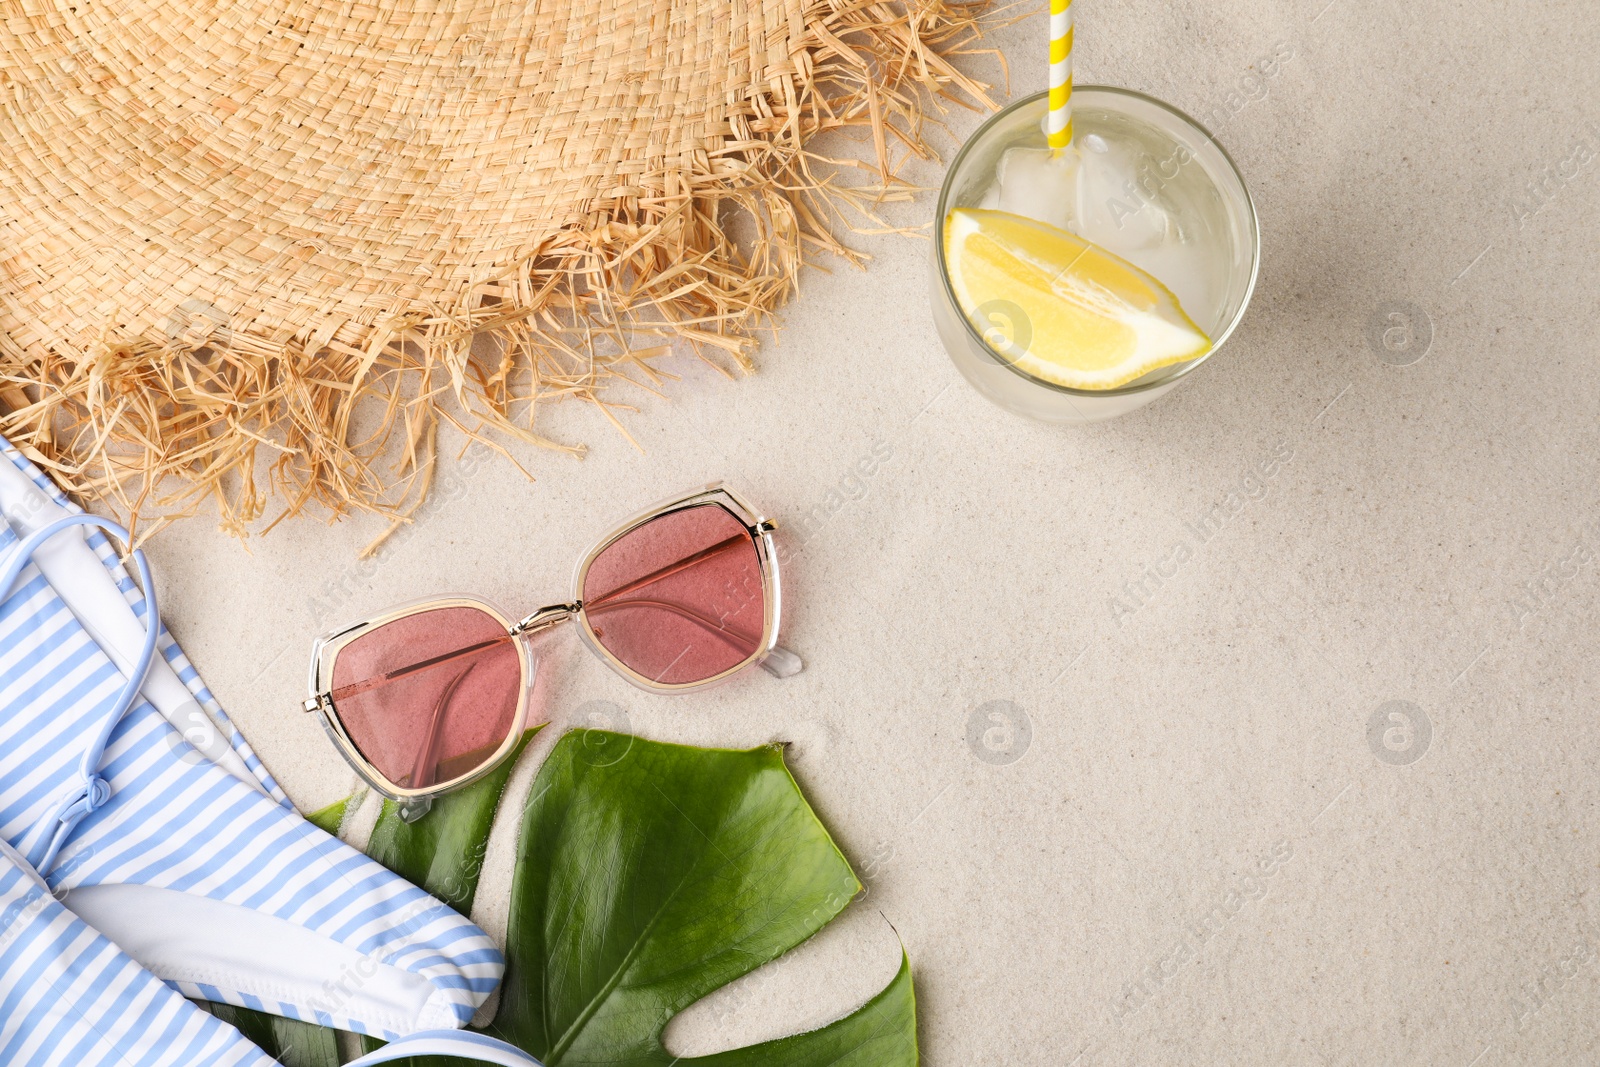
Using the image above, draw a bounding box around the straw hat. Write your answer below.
[0,0,988,536]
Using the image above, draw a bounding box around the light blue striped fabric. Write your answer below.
[0,836,276,1067]
[0,440,538,1067]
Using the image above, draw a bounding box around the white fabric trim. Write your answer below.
[66,884,440,1037]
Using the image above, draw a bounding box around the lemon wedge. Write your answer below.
[943,208,1211,390]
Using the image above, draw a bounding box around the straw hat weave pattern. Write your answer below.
[0,0,987,536]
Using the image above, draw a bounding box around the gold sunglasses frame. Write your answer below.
[303,484,792,816]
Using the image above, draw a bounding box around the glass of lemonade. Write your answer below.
[930,86,1260,423]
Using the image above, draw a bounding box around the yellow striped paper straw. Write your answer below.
[1047,0,1074,152]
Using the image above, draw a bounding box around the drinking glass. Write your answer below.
[929,85,1260,423]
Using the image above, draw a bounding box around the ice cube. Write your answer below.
[995,147,1076,231]
[992,141,1179,255]
[1069,138,1173,252]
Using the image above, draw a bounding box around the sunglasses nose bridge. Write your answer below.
[510,602,580,637]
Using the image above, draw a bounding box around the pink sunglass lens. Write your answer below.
[581,503,765,686]
[329,606,523,789]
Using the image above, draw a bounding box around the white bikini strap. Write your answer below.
[0,514,160,875]
[344,1029,545,1066]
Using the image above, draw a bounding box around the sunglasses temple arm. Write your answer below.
[408,662,477,793]
[584,534,749,610]
[587,598,804,679]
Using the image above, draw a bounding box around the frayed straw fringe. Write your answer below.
[0,0,1000,543]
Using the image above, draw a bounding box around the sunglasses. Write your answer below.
[303,485,799,819]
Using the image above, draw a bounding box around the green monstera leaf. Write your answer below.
[306,791,366,837]
[488,730,917,1067]
[264,729,917,1067]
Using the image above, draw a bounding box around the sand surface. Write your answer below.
[146,1,1600,1061]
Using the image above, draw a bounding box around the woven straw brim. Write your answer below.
[0,0,993,539]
